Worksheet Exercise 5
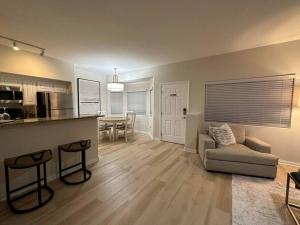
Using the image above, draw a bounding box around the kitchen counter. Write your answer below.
[0,115,102,128]
[0,115,99,199]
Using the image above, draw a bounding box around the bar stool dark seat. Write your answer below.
[286,172,300,225]
[58,139,92,185]
[4,149,54,214]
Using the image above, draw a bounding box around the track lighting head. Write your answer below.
[12,41,19,51]
[40,49,45,56]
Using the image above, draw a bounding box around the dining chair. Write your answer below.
[98,111,107,117]
[98,114,112,141]
[116,111,136,142]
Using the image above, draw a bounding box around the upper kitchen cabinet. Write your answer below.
[0,73,71,107]
[36,80,53,92]
[52,81,68,93]
[22,80,37,105]
[37,80,68,93]
[1,75,22,87]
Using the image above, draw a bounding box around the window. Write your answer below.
[127,91,146,115]
[110,92,123,114]
[205,75,295,128]
[77,78,101,116]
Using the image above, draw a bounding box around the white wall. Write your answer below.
[0,45,109,116]
[0,44,74,82]
[119,39,300,164]
[74,66,107,115]
[0,44,77,110]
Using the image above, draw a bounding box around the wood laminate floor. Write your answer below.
[0,134,296,225]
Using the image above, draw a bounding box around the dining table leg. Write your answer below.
[113,122,117,141]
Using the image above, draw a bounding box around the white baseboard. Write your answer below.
[279,159,300,168]
[134,130,154,139]
[135,130,150,135]
[184,147,197,154]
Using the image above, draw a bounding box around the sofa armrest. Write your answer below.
[198,134,216,161]
[245,136,271,153]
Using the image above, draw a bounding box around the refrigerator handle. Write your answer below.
[46,93,51,117]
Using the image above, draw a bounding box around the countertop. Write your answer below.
[0,115,102,128]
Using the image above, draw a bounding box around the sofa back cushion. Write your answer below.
[229,124,246,144]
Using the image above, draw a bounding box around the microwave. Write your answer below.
[0,86,23,103]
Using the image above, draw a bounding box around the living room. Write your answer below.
[1,1,300,225]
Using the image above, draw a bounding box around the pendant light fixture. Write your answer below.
[107,68,124,92]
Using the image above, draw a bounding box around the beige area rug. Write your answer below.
[232,175,300,225]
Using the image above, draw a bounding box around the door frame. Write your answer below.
[159,80,190,142]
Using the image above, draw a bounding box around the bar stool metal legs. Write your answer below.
[286,172,300,225]
[58,140,92,185]
[4,150,54,214]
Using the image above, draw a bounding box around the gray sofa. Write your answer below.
[198,124,279,178]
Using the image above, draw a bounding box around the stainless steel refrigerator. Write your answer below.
[36,92,73,118]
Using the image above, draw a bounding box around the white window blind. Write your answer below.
[205,75,295,128]
[110,92,123,114]
[127,91,146,115]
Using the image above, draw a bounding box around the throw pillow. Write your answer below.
[209,123,236,147]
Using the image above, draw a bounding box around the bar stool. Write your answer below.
[286,172,300,225]
[4,149,54,214]
[58,139,92,185]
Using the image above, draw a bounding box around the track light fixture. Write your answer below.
[0,35,46,56]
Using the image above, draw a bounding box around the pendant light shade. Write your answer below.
[107,68,124,92]
[107,82,124,92]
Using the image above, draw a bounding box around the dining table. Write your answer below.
[98,116,128,141]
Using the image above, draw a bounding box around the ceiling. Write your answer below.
[1,0,300,75]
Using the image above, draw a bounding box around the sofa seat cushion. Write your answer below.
[205,144,278,166]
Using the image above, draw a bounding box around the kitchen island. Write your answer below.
[0,116,99,199]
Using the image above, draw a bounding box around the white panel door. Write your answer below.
[161,82,188,144]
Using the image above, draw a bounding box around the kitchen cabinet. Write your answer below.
[36,81,53,92]
[1,76,22,87]
[0,73,70,106]
[52,81,68,93]
[22,80,37,105]
[37,80,68,93]
[0,76,4,85]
